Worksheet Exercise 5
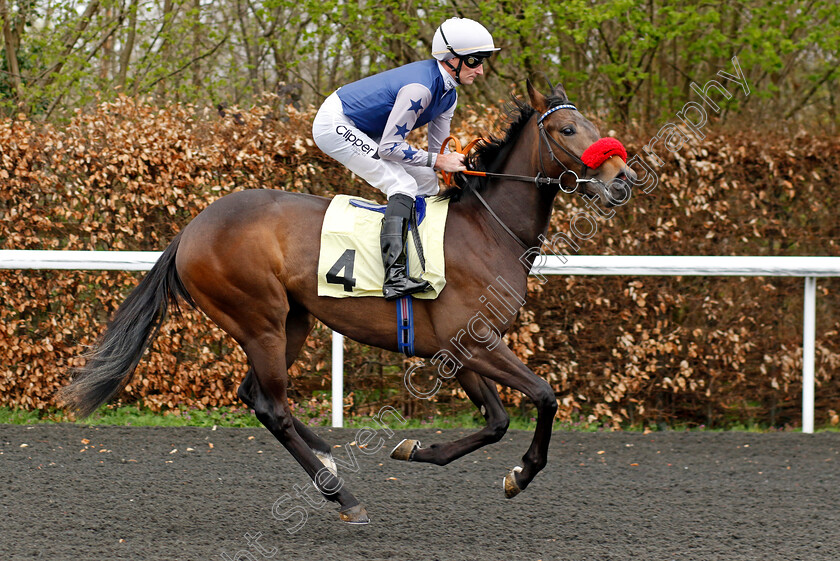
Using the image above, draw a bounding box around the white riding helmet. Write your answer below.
[431,18,500,61]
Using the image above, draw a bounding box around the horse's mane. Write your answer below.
[437,91,569,202]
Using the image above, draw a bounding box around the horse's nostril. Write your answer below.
[606,176,632,207]
[620,167,638,183]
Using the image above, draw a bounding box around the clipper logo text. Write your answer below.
[336,126,375,156]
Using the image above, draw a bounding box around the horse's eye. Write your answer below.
[561,126,575,136]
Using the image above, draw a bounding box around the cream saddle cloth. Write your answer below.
[317,195,449,299]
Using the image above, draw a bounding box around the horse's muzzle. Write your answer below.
[604,172,634,207]
[585,171,633,208]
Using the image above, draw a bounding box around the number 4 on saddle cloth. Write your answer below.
[317,195,450,355]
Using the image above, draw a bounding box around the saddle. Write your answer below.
[317,195,449,299]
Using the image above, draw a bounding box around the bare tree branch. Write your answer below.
[142,34,229,91]
[0,0,23,101]
[33,0,102,88]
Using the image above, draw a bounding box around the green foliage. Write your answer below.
[0,0,836,124]
[0,404,262,427]
[3,405,836,431]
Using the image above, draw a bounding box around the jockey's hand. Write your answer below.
[434,152,466,173]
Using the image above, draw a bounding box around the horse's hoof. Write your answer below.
[339,504,370,525]
[390,439,420,461]
[504,466,523,499]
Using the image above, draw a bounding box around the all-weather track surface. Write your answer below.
[1,425,838,561]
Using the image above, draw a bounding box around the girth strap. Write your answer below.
[397,295,415,357]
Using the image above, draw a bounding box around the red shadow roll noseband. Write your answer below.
[581,137,628,168]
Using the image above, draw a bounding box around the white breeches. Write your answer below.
[312,92,440,200]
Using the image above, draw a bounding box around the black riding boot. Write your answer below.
[381,196,431,300]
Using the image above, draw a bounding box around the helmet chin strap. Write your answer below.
[438,22,464,84]
[443,58,464,84]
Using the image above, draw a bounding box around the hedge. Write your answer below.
[2,95,839,427]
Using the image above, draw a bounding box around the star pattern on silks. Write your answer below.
[385,142,400,154]
[408,99,423,114]
[395,123,410,139]
[402,146,418,161]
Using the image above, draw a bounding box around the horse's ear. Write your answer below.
[526,79,548,113]
[551,82,568,101]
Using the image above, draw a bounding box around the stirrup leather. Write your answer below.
[380,216,430,301]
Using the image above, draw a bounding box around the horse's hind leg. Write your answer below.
[238,370,337,476]
[240,305,344,484]
[392,369,509,465]
[284,308,340,474]
[242,314,368,524]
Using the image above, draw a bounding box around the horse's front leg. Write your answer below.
[391,368,509,465]
[463,346,557,498]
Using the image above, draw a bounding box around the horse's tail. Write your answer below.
[59,232,196,418]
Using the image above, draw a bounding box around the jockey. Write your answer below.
[312,18,499,300]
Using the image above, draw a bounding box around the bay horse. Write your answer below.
[60,82,635,524]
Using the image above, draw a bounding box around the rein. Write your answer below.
[441,136,583,194]
[439,136,530,251]
[439,105,602,252]
[441,104,603,194]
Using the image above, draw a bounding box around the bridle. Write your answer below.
[440,103,609,253]
[442,103,604,195]
[536,103,594,194]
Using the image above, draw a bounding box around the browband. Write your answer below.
[538,103,577,124]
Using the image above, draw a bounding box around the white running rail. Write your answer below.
[3,251,838,433]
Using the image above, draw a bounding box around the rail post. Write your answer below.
[331,331,345,428]
[802,277,816,434]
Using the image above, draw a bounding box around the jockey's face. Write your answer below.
[456,57,484,85]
